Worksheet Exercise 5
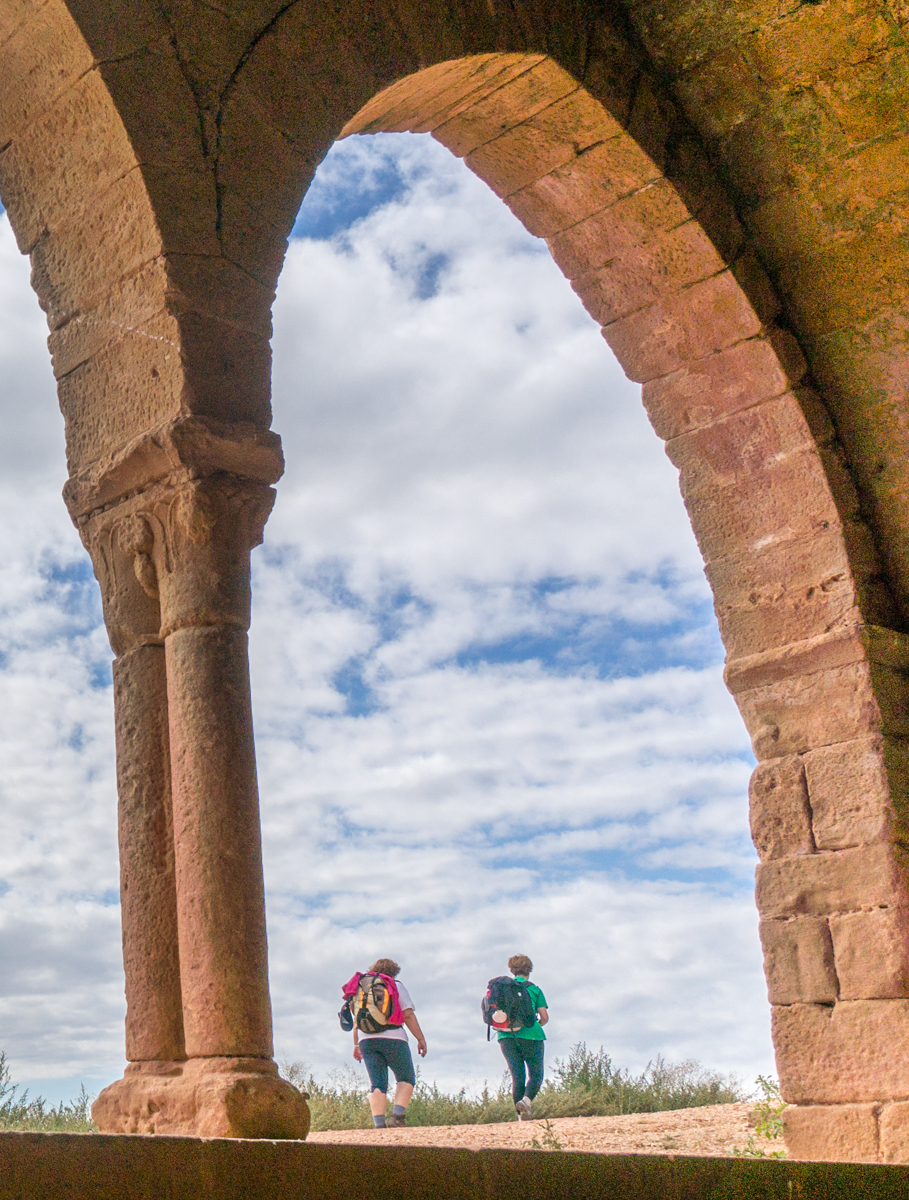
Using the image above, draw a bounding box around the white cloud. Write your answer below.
[258,134,769,1090]
[0,131,772,1106]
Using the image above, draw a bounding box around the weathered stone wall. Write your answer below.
[1,1132,909,1200]
[0,0,908,1160]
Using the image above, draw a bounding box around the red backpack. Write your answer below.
[339,972,405,1034]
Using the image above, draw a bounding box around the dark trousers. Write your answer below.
[499,1036,545,1105]
[360,1037,416,1093]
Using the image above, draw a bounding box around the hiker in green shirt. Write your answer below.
[498,954,548,1120]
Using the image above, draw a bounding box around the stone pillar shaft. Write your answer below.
[114,644,184,1062]
[166,625,272,1058]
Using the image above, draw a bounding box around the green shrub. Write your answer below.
[281,1043,743,1131]
[0,1051,95,1133]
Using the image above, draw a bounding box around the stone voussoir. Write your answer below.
[756,842,908,920]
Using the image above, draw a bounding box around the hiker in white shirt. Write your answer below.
[352,957,428,1128]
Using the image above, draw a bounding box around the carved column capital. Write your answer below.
[71,417,282,651]
[146,475,275,636]
[78,506,163,657]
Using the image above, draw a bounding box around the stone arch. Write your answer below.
[221,32,909,1163]
[0,0,905,1161]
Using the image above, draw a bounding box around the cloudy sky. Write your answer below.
[0,132,771,1105]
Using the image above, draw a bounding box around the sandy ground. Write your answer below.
[307,1102,786,1157]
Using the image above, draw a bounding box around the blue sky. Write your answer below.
[0,131,770,1106]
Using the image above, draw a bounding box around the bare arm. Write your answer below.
[403,1009,427,1057]
[537,1007,549,1026]
[352,1026,362,1061]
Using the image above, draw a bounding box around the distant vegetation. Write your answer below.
[283,1043,744,1131]
[0,1044,743,1134]
[0,1052,94,1132]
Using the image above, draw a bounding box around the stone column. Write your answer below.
[68,419,310,1139]
[80,510,185,1065]
[114,643,185,1062]
[154,478,275,1060]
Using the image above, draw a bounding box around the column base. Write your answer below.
[91,1057,310,1139]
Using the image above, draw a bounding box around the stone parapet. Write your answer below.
[1,1135,909,1199]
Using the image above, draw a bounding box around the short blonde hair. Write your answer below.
[368,958,401,978]
[508,954,533,977]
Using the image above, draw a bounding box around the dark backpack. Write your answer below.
[348,972,403,1035]
[481,976,537,1041]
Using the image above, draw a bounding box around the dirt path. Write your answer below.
[307,1102,785,1157]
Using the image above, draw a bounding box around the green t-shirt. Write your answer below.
[497,977,548,1041]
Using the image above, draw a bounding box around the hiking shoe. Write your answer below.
[516,1098,532,1121]
[388,1113,407,1128]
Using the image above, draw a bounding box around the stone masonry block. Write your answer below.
[176,313,272,427]
[96,44,206,172]
[0,4,94,147]
[749,756,814,861]
[880,1102,909,1164]
[682,178,747,265]
[49,251,270,389]
[48,261,171,380]
[642,331,806,442]
[0,69,137,254]
[706,528,863,661]
[748,3,893,86]
[666,393,818,491]
[49,0,164,62]
[783,1103,880,1163]
[735,660,909,760]
[568,219,725,325]
[773,999,909,1103]
[57,315,185,472]
[729,249,781,327]
[760,917,837,1004]
[216,187,290,292]
[347,55,545,137]
[165,254,275,339]
[138,163,227,259]
[804,736,893,850]
[830,907,909,1000]
[433,59,579,158]
[679,447,840,566]
[464,87,621,199]
[601,269,763,383]
[547,177,694,278]
[756,843,908,919]
[505,134,661,237]
[29,168,161,327]
[217,97,310,229]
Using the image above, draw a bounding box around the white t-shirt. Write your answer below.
[360,982,414,1042]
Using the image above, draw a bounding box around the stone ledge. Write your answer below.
[1,1133,908,1199]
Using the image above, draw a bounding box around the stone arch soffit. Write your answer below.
[280,53,898,759]
[0,0,183,474]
